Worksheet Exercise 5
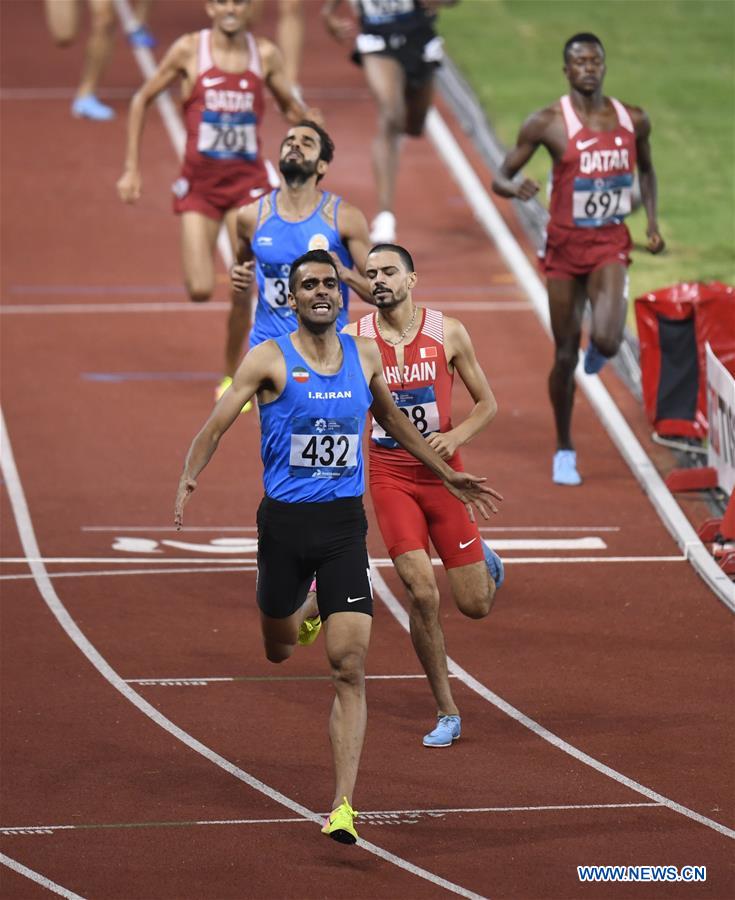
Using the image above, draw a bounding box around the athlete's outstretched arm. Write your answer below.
[491,110,550,201]
[633,109,665,254]
[425,318,497,461]
[117,34,194,202]
[174,342,277,527]
[259,39,321,124]
[360,340,502,520]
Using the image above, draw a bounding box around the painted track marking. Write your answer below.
[1,803,663,836]
[2,406,488,900]
[370,564,735,840]
[0,853,84,900]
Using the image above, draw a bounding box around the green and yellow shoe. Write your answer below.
[321,796,358,844]
[297,614,322,647]
[215,376,252,413]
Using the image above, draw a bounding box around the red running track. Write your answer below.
[1,2,733,898]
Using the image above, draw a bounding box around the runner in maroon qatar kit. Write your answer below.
[118,0,316,398]
[343,243,504,749]
[493,33,664,486]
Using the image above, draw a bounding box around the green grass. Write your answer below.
[439,0,735,306]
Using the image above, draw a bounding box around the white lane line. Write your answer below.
[126,674,434,685]
[0,567,256,582]
[426,105,735,610]
[370,564,735,840]
[1,803,663,836]
[0,554,683,566]
[0,853,84,899]
[2,406,487,900]
[371,556,685,566]
[79,524,622,533]
[0,302,232,315]
[0,299,530,316]
[81,526,259,532]
[479,538,607,550]
[0,558,257,564]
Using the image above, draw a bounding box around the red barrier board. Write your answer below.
[634,282,735,437]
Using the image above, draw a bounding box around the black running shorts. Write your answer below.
[256,495,373,621]
[352,26,443,88]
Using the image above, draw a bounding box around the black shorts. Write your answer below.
[352,26,443,88]
[256,495,373,621]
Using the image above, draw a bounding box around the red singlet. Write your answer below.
[358,308,485,568]
[173,29,271,220]
[541,94,636,279]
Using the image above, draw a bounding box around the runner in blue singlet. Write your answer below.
[176,249,501,847]
[231,121,374,350]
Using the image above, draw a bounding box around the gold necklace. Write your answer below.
[376,306,418,345]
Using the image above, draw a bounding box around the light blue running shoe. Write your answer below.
[127,25,157,48]
[584,341,608,375]
[552,449,582,486]
[423,715,461,748]
[482,540,504,589]
[71,94,115,121]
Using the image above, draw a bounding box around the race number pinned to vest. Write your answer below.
[372,386,440,448]
[261,262,292,312]
[197,109,258,161]
[572,173,633,228]
[289,417,360,478]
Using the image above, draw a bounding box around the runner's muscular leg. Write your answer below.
[77,0,116,99]
[394,549,459,717]
[44,0,80,44]
[362,54,407,212]
[586,262,628,358]
[324,611,371,809]
[404,77,434,137]
[180,211,220,303]
[446,561,495,620]
[548,276,586,449]
[259,589,313,663]
[223,207,251,376]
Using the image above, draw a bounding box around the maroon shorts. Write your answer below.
[369,456,484,569]
[540,223,632,280]
[172,162,272,221]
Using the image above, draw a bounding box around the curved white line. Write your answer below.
[369,564,734,840]
[0,409,486,900]
[0,853,84,899]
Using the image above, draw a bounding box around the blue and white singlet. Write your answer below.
[249,191,353,349]
[260,333,373,502]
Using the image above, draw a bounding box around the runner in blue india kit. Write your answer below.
[230,121,374,350]
[174,250,502,845]
[492,33,664,487]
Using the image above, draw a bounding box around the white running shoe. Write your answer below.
[369,211,396,243]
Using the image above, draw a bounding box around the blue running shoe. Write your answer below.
[584,341,608,375]
[423,715,461,747]
[71,94,115,121]
[482,540,504,589]
[128,25,157,48]
[552,449,582,486]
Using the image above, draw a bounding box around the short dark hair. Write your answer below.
[288,249,338,294]
[563,33,605,62]
[368,243,415,273]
